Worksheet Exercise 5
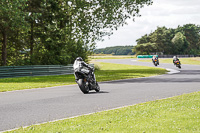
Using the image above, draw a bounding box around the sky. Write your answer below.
[96,0,200,48]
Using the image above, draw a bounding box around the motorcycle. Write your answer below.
[75,68,100,94]
[153,59,159,66]
[174,60,181,69]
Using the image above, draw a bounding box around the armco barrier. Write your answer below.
[137,55,197,58]
[158,55,196,58]
[137,55,158,58]
[0,64,94,78]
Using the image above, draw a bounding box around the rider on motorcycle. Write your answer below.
[152,55,159,65]
[173,56,180,64]
[73,57,94,82]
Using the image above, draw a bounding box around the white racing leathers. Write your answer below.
[73,60,90,80]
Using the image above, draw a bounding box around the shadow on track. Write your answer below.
[87,91,109,94]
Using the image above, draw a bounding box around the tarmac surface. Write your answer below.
[0,59,200,132]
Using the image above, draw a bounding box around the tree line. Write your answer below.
[0,0,152,66]
[133,24,200,55]
[94,46,135,55]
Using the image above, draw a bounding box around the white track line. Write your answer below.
[165,68,180,74]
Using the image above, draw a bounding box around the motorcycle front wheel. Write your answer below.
[95,82,100,92]
[77,79,89,94]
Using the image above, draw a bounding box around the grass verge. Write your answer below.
[0,62,166,92]
[94,62,167,81]
[6,91,200,133]
[138,57,200,65]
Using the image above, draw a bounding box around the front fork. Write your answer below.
[83,78,90,89]
[92,72,96,82]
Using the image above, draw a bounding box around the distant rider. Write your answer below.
[173,56,180,64]
[73,57,94,82]
[152,55,159,65]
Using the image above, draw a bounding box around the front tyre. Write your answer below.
[77,79,89,94]
[95,82,100,92]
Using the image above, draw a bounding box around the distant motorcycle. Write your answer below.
[152,58,159,66]
[75,68,100,94]
[174,60,181,69]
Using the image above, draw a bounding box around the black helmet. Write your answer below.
[76,57,83,61]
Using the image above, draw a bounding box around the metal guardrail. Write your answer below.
[158,55,196,58]
[137,55,158,58]
[137,55,199,58]
[0,64,94,78]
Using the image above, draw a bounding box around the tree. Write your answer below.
[94,46,135,55]
[1,0,152,66]
[0,0,28,65]
[136,34,150,44]
[25,0,44,61]
[171,32,188,54]
[133,42,156,55]
[149,27,168,53]
[25,0,153,64]
[176,24,200,55]
[134,24,200,55]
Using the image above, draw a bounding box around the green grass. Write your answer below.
[7,91,200,133]
[95,62,167,81]
[138,57,200,65]
[0,75,75,92]
[0,62,166,92]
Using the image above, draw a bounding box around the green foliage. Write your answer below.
[135,24,200,55]
[94,46,135,55]
[171,32,189,54]
[0,0,152,66]
[176,24,200,55]
[0,0,29,65]
[136,34,150,44]
[133,42,156,55]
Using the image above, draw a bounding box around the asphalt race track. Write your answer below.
[0,59,200,132]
